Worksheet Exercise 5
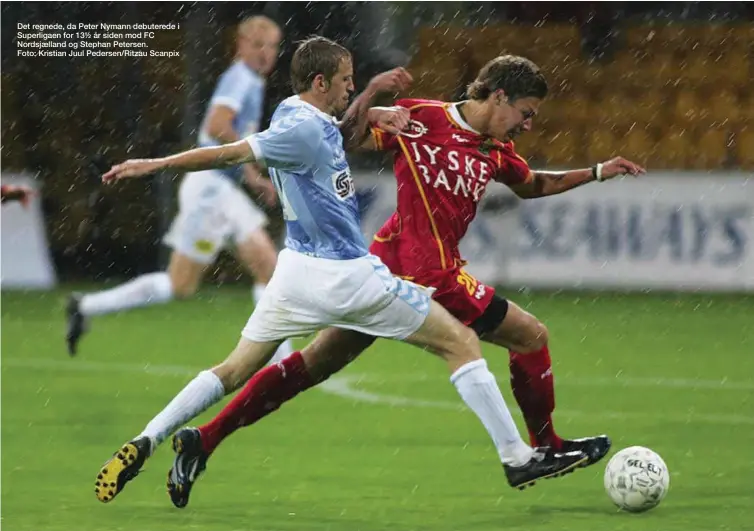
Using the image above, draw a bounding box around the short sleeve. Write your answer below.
[494,145,533,186]
[209,67,253,113]
[370,98,441,152]
[246,114,323,170]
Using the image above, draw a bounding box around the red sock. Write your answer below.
[508,344,563,450]
[198,351,314,455]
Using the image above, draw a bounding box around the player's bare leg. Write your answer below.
[298,327,376,380]
[404,300,588,489]
[480,299,611,466]
[168,304,586,507]
[67,252,205,355]
[235,227,294,364]
[169,328,374,508]
[95,336,281,503]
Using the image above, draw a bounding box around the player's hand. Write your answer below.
[250,178,278,207]
[368,67,413,94]
[102,159,162,184]
[370,106,411,135]
[1,184,36,208]
[599,157,647,180]
[244,168,278,207]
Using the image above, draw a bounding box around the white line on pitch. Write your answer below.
[355,373,754,391]
[317,375,754,426]
[3,358,752,425]
[4,358,752,391]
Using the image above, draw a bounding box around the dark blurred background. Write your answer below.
[2,2,753,282]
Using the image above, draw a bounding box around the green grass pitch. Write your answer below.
[2,286,753,531]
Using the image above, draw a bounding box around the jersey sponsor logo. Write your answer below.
[408,140,492,202]
[400,119,428,139]
[452,134,470,143]
[333,170,355,200]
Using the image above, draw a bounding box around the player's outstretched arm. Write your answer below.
[340,67,412,151]
[511,156,646,199]
[102,141,255,184]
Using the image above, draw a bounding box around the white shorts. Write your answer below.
[163,170,268,264]
[242,248,432,342]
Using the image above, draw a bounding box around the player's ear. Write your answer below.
[312,73,328,93]
[495,90,508,106]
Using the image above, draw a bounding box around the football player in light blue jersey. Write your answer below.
[94,37,587,505]
[66,16,295,365]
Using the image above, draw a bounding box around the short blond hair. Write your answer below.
[290,36,351,94]
[237,15,280,39]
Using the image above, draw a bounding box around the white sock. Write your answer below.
[253,282,294,365]
[451,359,534,466]
[80,272,173,316]
[139,370,225,451]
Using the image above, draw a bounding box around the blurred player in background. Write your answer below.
[93,38,588,505]
[164,55,648,508]
[66,16,294,363]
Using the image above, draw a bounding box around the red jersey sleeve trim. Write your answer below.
[370,126,385,150]
[408,102,446,111]
[373,216,402,243]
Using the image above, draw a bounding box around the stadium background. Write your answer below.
[2,3,753,531]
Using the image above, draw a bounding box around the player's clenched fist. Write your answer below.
[370,106,410,135]
[598,157,647,180]
[102,159,162,184]
[368,67,413,94]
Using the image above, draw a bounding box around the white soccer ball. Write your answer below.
[603,446,670,513]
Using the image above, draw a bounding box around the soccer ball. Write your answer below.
[604,446,670,513]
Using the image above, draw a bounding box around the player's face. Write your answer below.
[326,58,355,117]
[239,27,281,76]
[488,94,542,142]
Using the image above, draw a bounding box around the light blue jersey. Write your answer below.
[199,60,265,181]
[246,96,366,260]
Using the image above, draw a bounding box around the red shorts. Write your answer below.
[369,240,496,326]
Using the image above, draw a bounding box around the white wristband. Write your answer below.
[596,162,605,182]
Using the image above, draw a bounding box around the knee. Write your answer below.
[443,325,482,365]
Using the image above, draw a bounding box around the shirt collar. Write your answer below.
[447,101,481,135]
[286,95,338,123]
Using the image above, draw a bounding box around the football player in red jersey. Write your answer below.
[165,55,645,505]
